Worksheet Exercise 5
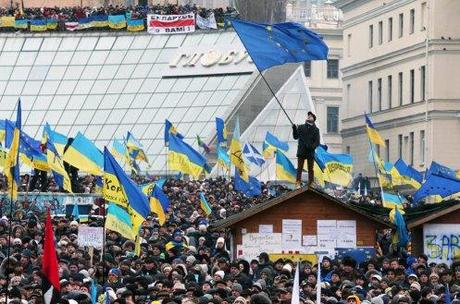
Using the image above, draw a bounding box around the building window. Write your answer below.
[377,78,382,111]
[398,72,403,106]
[421,2,427,30]
[388,17,393,41]
[303,61,311,77]
[385,139,390,162]
[376,144,381,157]
[387,75,393,109]
[410,9,415,34]
[369,24,374,48]
[347,34,352,57]
[420,130,425,164]
[410,69,415,103]
[399,13,404,38]
[421,65,426,101]
[327,59,339,79]
[368,81,373,113]
[346,84,351,105]
[327,107,339,133]
[378,21,383,45]
[409,131,414,165]
[398,134,403,159]
[346,146,350,154]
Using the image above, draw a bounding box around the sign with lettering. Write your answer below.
[423,224,460,264]
[147,13,195,34]
[240,233,282,260]
[78,226,104,249]
[165,45,255,77]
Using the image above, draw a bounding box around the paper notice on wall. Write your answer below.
[303,235,317,246]
[241,233,282,260]
[282,219,302,251]
[259,224,273,234]
[336,220,357,248]
[317,220,337,248]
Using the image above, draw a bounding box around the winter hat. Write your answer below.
[186,255,196,264]
[370,296,384,304]
[282,264,293,273]
[214,270,225,279]
[410,282,421,292]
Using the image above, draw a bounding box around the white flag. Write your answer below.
[291,262,300,304]
[196,12,217,30]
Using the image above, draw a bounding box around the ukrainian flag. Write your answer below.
[92,15,108,28]
[168,134,208,178]
[46,18,58,30]
[127,18,144,32]
[111,139,129,162]
[78,17,93,30]
[263,131,289,158]
[164,119,184,145]
[382,191,404,210]
[140,182,155,196]
[4,100,21,201]
[43,123,68,156]
[14,19,28,29]
[30,19,47,31]
[365,114,386,147]
[215,117,228,146]
[394,159,422,189]
[315,146,353,187]
[0,148,7,169]
[105,203,136,240]
[62,132,103,175]
[230,117,249,182]
[217,145,231,171]
[104,147,150,238]
[199,192,212,217]
[149,185,170,225]
[389,207,409,248]
[275,150,297,183]
[0,16,15,28]
[108,15,126,29]
[126,131,148,163]
[0,120,5,143]
[46,140,72,193]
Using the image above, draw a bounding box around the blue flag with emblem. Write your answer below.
[234,170,261,197]
[335,247,376,265]
[243,143,265,167]
[413,173,460,203]
[231,19,328,71]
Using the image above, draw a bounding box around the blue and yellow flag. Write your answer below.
[15,19,28,29]
[234,170,261,197]
[47,140,72,193]
[105,203,136,240]
[108,15,126,29]
[263,131,289,158]
[315,146,353,187]
[389,207,409,248]
[168,134,207,178]
[217,145,231,171]
[111,138,129,162]
[215,117,228,146]
[412,173,460,203]
[92,15,108,27]
[77,17,93,30]
[104,148,150,238]
[4,100,21,201]
[275,150,296,183]
[127,18,144,32]
[47,18,58,30]
[164,119,184,145]
[126,132,148,163]
[199,192,212,216]
[230,117,249,182]
[393,159,422,189]
[0,16,15,28]
[140,182,155,196]
[150,185,170,225]
[382,191,404,210]
[365,114,385,147]
[18,131,48,172]
[0,119,5,143]
[30,19,47,31]
[62,132,103,175]
[43,123,68,156]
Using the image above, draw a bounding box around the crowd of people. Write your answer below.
[0,4,238,31]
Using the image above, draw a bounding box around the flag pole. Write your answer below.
[232,28,294,125]
[367,130,385,204]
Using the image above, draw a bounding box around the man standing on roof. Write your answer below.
[292,111,320,188]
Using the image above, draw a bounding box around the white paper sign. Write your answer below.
[303,235,317,246]
[259,225,273,234]
[317,220,337,248]
[78,226,104,249]
[282,219,302,251]
[423,224,460,264]
[241,233,282,260]
[336,220,357,248]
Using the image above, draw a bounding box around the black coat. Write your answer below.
[292,123,320,159]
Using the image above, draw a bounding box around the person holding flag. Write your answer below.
[292,112,320,188]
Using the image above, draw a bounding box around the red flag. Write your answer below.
[42,209,60,303]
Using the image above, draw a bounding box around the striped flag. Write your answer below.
[65,22,79,31]
[243,143,265,167]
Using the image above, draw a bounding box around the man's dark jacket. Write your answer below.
[292,123,320,159]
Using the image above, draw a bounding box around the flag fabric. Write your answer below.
[164,119,184,145]
[365,114,386,147]
[0,16,16,27]
[382,191,404,210]
[103,148,150,238]
[393,159,422,189]
[196,12,217,29]
[15,19,28,29]
[4,100,21,201]
[65,22,79,31]
[167,134,207,178]
[425,161,459,181]
[275,150,297,183]
[105,203,136,240]
[126,131,148,163]
[215,117,228,145]
[243,143,265,167]
[71,200,80,220]
[263,131,289,158]
[30,19,47,31]
[235,170,261,197]
[196,135,211,153]
[231,19,328,71]
[92,15,108,27]
[43,123,68,156]
[127,18,144,32]
[217,145,231,171]
[315,146,353,187]
[47,140,72,193]
[63,132,103,175]
[0,119,5,142]
[412,173,460,203]
[47,18,58,30]
[78,17,94,30]
[90,280,97,304]
[42,209,60,304]
[335,247,376,265]
[445,284,452,304]
[389,207,410,248]
[111,139,129,163]
[199,192,212,216]
[291,262,300,304]
[230,117,249,182]
[149,185,170,225]
[140,182,155,196]
[108,15,126,29]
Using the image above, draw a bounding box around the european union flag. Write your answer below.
[425,161,459,181]
[413,173,460,203]
[235,170,261,197]
[231,19,328,71]
[335,247,376,265]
